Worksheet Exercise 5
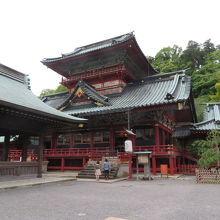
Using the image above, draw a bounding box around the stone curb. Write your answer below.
[0,178,76,190]
[76,177,127,183]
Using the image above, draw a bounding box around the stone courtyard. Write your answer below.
[0,176,220,220]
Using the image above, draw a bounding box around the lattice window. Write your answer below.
[57,134,70,145]
[94,131,110,143]
[30,136,39,145]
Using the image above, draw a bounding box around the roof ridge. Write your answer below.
[79,81,108,101]
[42,32,134,63]
[62,32,134,57]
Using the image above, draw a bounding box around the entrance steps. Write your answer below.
[77,161,119,179]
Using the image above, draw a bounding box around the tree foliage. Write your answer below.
[149,39,220,121]
[198,148,220,169]
[150,45,183,73]
[39,85,68,98]
[186,130,220,165]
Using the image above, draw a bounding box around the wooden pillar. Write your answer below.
[51,134,57,148]
[169,156,174,175]
[173,157,177,174]
[61,157,65,172]
[70,134,74,148]
[110,128,114,152]
[128,154,132,179]
[90,132,94,149]
[2,135,10,161]
[162,130,166,145]
[22,135,29,162]
[154,124,160,152]
[152,156,156,175]
[37,135,44,178]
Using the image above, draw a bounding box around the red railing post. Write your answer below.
[169,156,174,175]
[152,156,156,175]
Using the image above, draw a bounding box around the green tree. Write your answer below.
[198,148,220,169]
[210,81,220,102]
[180,40,204,70]
[151,45,183,73]
[186,130,220,160]
[39,85,68,98]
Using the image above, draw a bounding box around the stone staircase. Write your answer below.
[77,157,119,179]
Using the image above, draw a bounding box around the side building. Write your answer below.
[0,63,85,176]
[41,33,197,175]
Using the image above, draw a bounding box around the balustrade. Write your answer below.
[8,145,182,162]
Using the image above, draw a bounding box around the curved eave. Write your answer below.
[0,99,86,124]
[42,33,134,64]
[191,119,220,131]
[41,34,156,77]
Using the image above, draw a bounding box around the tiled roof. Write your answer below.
[42,32,134,63]
[43,71,191,116]
[57,81,110,110]
[192,103,220,131]
[172,127,191,138]
[0,69,86,123]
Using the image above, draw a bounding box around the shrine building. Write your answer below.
[0,63,85,177]
[41,32,197,175]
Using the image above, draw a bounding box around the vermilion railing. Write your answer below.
[133,145,180,155]
[44,147,111,157]
[8,150,37,161]
[8,145,182,162]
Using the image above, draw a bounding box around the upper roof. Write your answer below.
[192,103,220,131]
[41,32,157,79]
[43,70,192,116]
[0,64,86,123]
[42,33,134,63]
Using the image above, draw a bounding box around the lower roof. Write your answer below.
[192,103,220,131]
[43,71,192,117]
[0,69,86,124]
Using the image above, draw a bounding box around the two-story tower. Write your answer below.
[41,33,197,175]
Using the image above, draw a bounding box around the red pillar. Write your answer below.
[128,154,132,179]
[154,124,160,153]
[173,157,177,174]
[61,157,65,172]
[177,157,181,173]
[162,130,166,145]
[152,156,156,175]
[169,156,174,175]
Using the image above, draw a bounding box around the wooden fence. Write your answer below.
[196,169,220,184]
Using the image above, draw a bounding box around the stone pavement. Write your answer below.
[0,172,184,190]
[0,172,78,190]
[1,175,220,220]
